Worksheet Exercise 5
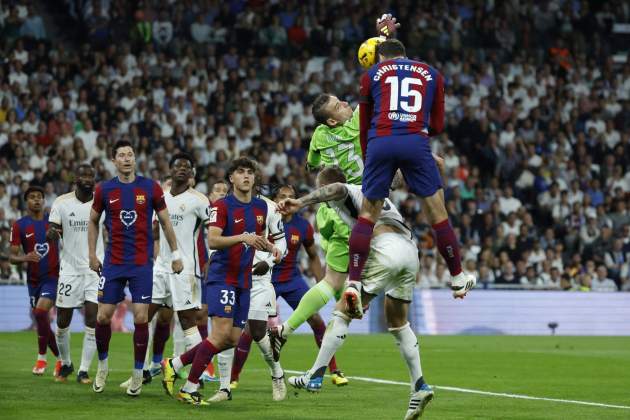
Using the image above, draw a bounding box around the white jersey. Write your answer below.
[49,191,104,275]
[155,188,210,277]
[328,184,411,238]
[252,196,287,281]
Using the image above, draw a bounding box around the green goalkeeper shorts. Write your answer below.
[316,205,349,273]
[325,236,349,273]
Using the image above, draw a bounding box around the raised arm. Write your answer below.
[277,183,348,215]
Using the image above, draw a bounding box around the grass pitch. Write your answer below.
[0,332,629,419]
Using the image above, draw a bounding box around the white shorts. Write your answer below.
[152,270,202,312]
[362,233,419,302]
[248,275,276,321]
[56,272,99,308]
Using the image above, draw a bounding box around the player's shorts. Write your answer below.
[325,236,349,273]
[363,133,441,200]
[99,264,153,304]
[249,276,277,321]
[362,233,419,302]
[56,272,99,308]
[206,283,250,328]
[27,277,58,308]
[152,270,202,312]
[273,277,310,310]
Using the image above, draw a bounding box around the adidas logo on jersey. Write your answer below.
[69,212,75,216]
[265,302,272,308]
[185,300,191,305]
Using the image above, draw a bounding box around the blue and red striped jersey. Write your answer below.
[92,176,166,266]
[10,215,59,283]
[359,58,445,155]
[207,194,268,289]
[271,215,314,284]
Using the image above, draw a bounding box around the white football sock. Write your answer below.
[79,326,96,372]
[183,326,202,351]
[55,326,71,366]
[132,368,143,379]
[143,316,156,370]
[172,357,184,372]
[97,358,108,371]
[217,348,234,390]
[37,354,46,362]
[173,316,186,357]
[182,379,199,393]
[256,334,283,378]
[309,311,350,377]
[389,323,423,392]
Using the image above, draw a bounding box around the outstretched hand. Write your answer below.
[276,198,302,215]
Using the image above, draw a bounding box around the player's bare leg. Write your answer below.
[385,298,433,419]
[149,306,173,378]
[345,198,383,318]
[94,303,116,393]
[421,190,475,298]
[32,297,60,376]
[269,266,346,360]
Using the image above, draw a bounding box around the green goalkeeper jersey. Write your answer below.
[307,106,364,185]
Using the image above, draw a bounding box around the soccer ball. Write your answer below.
[357,37,384,69]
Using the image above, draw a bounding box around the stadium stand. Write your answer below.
[0,0,628,292]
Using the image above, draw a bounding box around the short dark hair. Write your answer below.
[227,157,257,177]
[169,152,195,168]
[377,39,406,59]
[23,185,44,201]
[317,166,347,185]
[273,184,296,199]
[312,93,332,126]
[112,140,134,158]
[210,179,228,189]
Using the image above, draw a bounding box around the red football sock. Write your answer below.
[348,217,375,282]
[187,340,219,385]
[231,331,253,381]
[33,308,50,356]
[311,319,338,372]
[432,219,462,276]
[95,322,112,360]
[152,322,170,361]
[179,342,202,366]
[197,324,208,340]
[133,322,149,370]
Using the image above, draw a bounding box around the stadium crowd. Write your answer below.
[0,0,629,292]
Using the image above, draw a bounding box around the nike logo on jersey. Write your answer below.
[109,198,119,203]
[26,233,34,238]
[234,218,243,223]
[41,293,50,296]
[141,295,150,300]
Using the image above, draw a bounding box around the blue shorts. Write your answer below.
[206,283,250,328]
[201,280,207,305]
[98,264,153,304]
[28,277,58,308]
[273,277,310,310]
[363,134,442,200]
